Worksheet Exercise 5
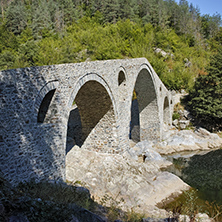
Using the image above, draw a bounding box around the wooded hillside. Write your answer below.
[0,0,222,90]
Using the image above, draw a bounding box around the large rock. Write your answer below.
[124,141,172,168]
[178,120,190,129]
[179,213,212,222]
[66,146,189,216]
[154,48,174,58]
[157,128,222,155]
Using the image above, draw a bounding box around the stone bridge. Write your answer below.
[0,58,172,184]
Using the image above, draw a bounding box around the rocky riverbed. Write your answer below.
[66,127,222,220]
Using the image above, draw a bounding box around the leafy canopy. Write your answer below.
[0,0,222,91]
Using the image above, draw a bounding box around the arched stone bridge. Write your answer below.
[0,58,172,184]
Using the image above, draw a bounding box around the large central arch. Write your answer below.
[66,74,118,154]
[130,66,160,142]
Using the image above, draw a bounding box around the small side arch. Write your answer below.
[118,66,127,86]
[163,96,170,125]
[118,71,126,86]
[33,80,59,123]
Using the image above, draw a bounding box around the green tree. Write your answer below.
[31,0,52,38]
[188,48,222,131]
[0,23,18,52]
[119,0,138,21]
[201,13,222,39]
[59,0,79,25]
[14,40,39,68]
[1,0,13,22]
[100,0,120,23]
[5,0,28,34]
[0,50,15,70]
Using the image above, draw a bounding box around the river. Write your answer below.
[166,148,222,206]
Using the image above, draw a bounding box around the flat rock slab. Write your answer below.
[66,146,189,216]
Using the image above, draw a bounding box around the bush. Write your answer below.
[172,112,180,121]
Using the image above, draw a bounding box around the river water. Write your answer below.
[165,148,222,205]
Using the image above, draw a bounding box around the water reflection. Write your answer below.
[167,149,222,205]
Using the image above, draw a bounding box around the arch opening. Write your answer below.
[163,97,170,125]
[66,80,117,154]
[130,68,160,142]
[129,90,140,142]
[37,89,56,123]
[118,71,126,86]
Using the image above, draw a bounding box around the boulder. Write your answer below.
[195,213,212,222]
[179,213,212,222]
[142,218,168,222]
[69,216,80,222]
[184,58,192,68]
[178,215,189,222]
[154,48,174,58]
[178,120,190,129]
[69,204,106,222]
[125,141,172,168]
[172,119,178,128]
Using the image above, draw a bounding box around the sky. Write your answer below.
[174,0,222,16]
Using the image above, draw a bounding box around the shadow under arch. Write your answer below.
[33,80,59,122]
[130,66,160,142]
[37,89,56,123]
[118,70,126,86]
[66,74,118,154]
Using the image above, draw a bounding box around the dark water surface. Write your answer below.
[166,148,222,205]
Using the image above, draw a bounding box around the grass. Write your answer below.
[0,175,146,222]
[172,112,180,121]
[160,188,222,222]
[16,180,95,210]
[0,178,98,222]
[99,193,145,222]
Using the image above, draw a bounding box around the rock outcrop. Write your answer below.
[156,128,222,155]
[65,126,222,219]
[66,146,189,217]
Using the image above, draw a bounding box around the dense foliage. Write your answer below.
[187,48,222,131]
[0,0,222,91]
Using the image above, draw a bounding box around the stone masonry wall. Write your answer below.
[81,108,118,153]
[0,58,172,185]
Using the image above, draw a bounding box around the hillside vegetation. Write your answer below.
[0,0,222,91]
